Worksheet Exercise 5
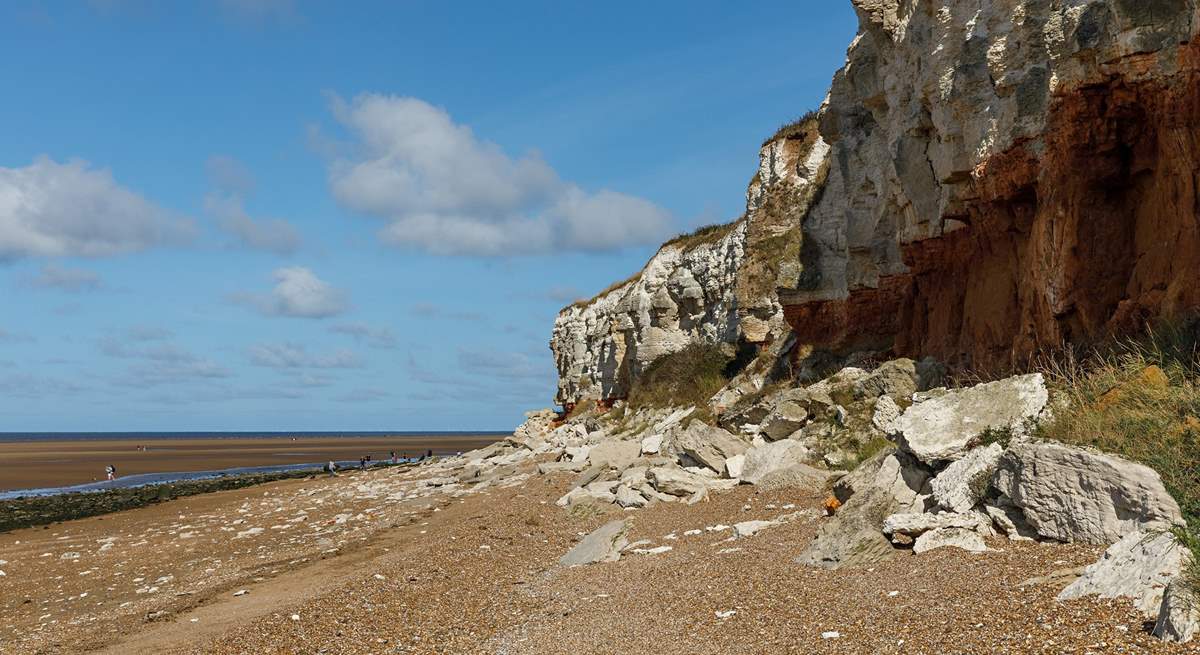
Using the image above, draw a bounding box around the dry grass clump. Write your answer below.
[627,344,734,422]
[1035,319,1200,599]
[763,109,820,146]
[660,221,738,251]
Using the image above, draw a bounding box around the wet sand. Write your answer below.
[0,435,503,491]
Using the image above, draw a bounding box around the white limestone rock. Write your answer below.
[893,374,1048,465]
[1154,579,1199,644]
[882,511,991,540]
[993,441,1185,544]
[672,421,748,473]
[739,439,813,485]
[559,520,629,567]
[640,434,664,455]
[724,454,746,480]
[1058,530,1187,616]
[913,527,988,554]
[587,440,641,471]
[614,484,649,509]
[930,443,1004,513]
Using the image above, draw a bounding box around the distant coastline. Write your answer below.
[0,430,511,442]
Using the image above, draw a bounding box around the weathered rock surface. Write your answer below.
[912,527,988,555]
[796,450,929,569]
[739,440,812,485]
[559,520,629,567]
[894,374,1047,464]
[586,440,641,471]
[1058,530,1188,616]
[1155,579,1200,644]
[671,421,748,473]
[882,511,990,540]
[930,444,1004,513]
[993,441,1185,544]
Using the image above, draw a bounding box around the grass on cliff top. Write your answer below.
[626,344,735,422]
[763,109,820,146]
[1033,318,1200,600]
[564,220,740,312]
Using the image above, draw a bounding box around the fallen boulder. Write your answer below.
[912,527,988,554]
[559,520,629,567]
[1154,579,1199,644]
[588,440,641,470]
[740,439,812,485]
[753,464,845,493]
[759,395,810,441]
[882,511,990,540]
[894,373,1048,464]
[993,441,1184,544]
[1058,530,1187,616]
[673,421,748,473]
[930,443,1003,513]
[647,467,725,497]
[855,358,917,400]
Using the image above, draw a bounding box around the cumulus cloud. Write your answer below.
[0,157,193,260]
[235,266,348,318]
[329,322,397,349]
[26,263,103,292]
[247,342,363,369]
[324,94,673,256]
[205,155,301,255]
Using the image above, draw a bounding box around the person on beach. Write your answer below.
[326,461,338,477]
[105,465,116,481]
[390,451,397,465]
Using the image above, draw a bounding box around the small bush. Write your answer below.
[1035,318,1200,599]
[627,344,734,421]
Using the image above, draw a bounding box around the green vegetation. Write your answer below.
[626,344,735,422]
[763,109,820,146]
[1034,318,1200,600]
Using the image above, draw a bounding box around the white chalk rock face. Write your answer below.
[550,224,745,407]
[1058,530,1187,616]
[912,527,988,555]
[930,443,1004,513]
[739,439,812,485]
[993,441,1185,544]
[1155,579,1200,644]
[894,374,1047,465]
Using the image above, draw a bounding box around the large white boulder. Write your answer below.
[587,440,641,470]
[882,511,991,540]
[930,443,1004,513]
[559,520,629,567]
[647,466,730,497]
[1058,530,1188,616]
[672,421,748,473]
[993,441,1185,544]
[1154,579,1199,644]
[739,439,812,485]
[894,373,1048,464]
[912,527,988,554]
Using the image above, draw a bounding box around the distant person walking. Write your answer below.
[105,465,116,481]
[326,461,338,477]
[390,451,397,465]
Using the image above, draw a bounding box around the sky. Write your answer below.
[0,0,858,432]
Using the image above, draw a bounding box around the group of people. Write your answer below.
[324,449,437,477]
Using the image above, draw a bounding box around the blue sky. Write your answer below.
[0,0,857,432]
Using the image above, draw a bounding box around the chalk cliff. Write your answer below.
[553,0,1200,407]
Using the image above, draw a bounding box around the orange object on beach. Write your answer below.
[823,496,841,515]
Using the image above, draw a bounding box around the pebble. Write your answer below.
[715,610,736,619]
[821,631,841,640]
[233,590,248,597]
[290,614,300,621]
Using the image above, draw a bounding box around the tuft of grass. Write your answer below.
[627,344,735,423]
[763,109,820,146]
[1034,317,1200,599]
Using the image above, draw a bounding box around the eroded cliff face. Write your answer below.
[787,0,1200,368]
[551,225,745,407]
[553,0,1200,406]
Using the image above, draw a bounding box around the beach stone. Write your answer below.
[993,441,1185,544]
[930,443,1004,513]
[983,501,1038,541]
[647,467,710,497]
[740,439,812,485]
[1058,530,1187,616]
[724,454,746,480]
[733,520,777,539]
[894,373,1048,464]
[912,527,988,554]
[614,485,648,509]
[760,398,810,441]
[754,464,845,493]
[855,358,918,399]
[673,421,748,473]
[1154,579,1200,644]
[559,520,629,567]
[640,434,664,455]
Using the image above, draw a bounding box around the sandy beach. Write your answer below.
[0,435,503,492]
[0,442,1188,654]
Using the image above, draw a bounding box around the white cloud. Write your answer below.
[0,157,193,260]
[27,263,103,292]
[97,327,230,386]
[329,322,397,349]
[205,155,301,254]
[236,266,348,318]
[324,94,673,256]
[206,194,301,255]
[248,342,362,369]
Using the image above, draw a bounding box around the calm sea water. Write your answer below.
[0,431,509,443]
